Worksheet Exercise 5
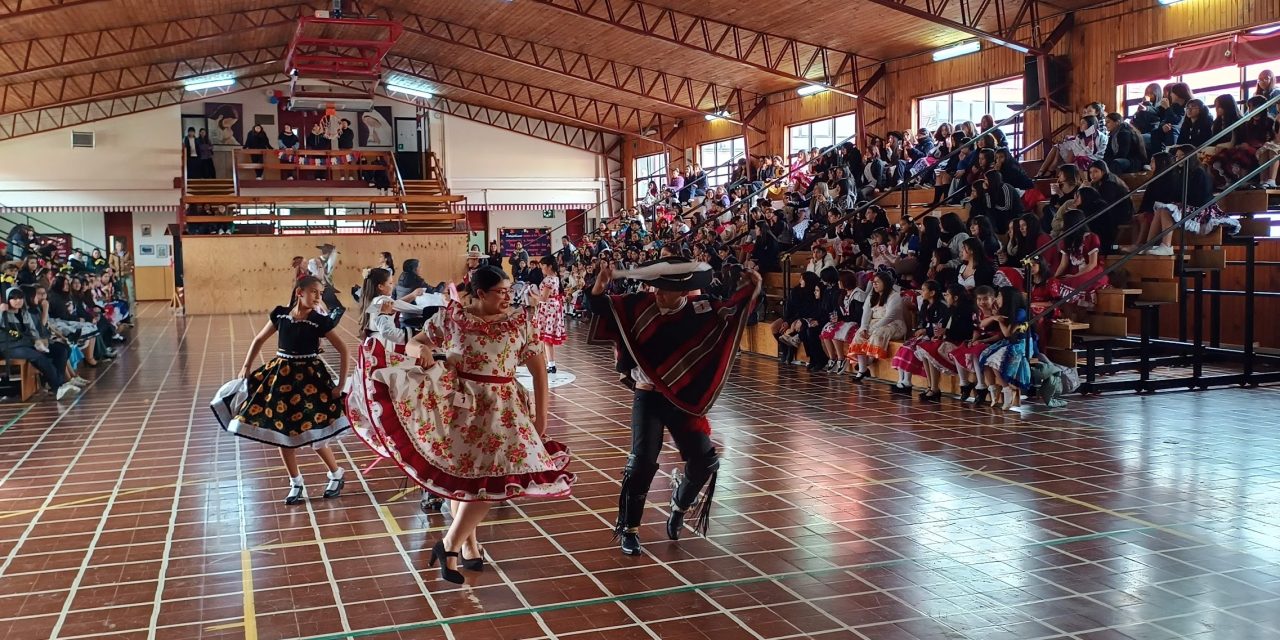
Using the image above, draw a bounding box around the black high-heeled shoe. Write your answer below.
[460,550,485,571]
[429,540,465,584]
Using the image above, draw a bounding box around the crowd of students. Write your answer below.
[0,225,130,401]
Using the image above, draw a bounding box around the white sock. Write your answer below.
[327,468,344,481]
[290,474,304,487]
[975,378,987,390]
[549,360,556,367]
[898,370,910,385]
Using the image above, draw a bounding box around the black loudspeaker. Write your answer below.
[1024,55,1070,106]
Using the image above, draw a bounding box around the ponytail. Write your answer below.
[355,268,392,334]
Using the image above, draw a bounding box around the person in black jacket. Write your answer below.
[773,271,825,366]
[1147,82,1191,153]
[1140,145,1215,255]
[1086,161,1134,254]
[979,114,1008,149]
[336,119,356,181]
[244,125,272,180]
[1103,113,1148,174]
[1177,99,1215,148]
[1131,152,1177,250]
[915,283,975,402]
[0,287,76,400]
[995,148,1035,190]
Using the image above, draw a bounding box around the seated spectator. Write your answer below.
[972,170,1022,233]
[956,237,996,291]
[1045,164,1081,235]
[848,271,907,380]
[806,245,835,274]
[995,148,1035,190]
[26,284,89,390]
[819,270,863,374]
[979,114,1007,149]
[1086,161,1135,253]
[1177,99,1215,148]
[1054,209,1108,315]
[772,271,824,364]
[889,280,945,395]
[1036,112,1107,179]
[915,283,973,402]
[1205,94,1247,188]
[1103,112,1149,174]
[939,212,971,270]
[47,275,104,365]
[1150,83,1191,153]
[1130,83,1164,135]
[1256,68,1280,116]
[1026,255,1064,340]
[0,287,79,400]
[967,215,1001,260]
[1004,213,1054,270]
[949,285,1001,405]
[978,287,1034,410]
[1131,151,1178,251]
[1146,145,1238,252]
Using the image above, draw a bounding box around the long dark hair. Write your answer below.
[940,212,965,238]
[1011,213,1042,255]
[868,271,894,308]
[1061,209,1088,253]
[357,268,393,334]
[998,285,1028,333]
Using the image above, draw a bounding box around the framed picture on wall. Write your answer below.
[204,102,244,146]
[141,224,152,237]
[157,245,169,258]
[358,107,393,147]
[139,244,155,256]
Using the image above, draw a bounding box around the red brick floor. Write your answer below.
[0,304,1279,639]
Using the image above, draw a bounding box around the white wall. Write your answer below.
[133,211,175,267]
[430,112,609,219]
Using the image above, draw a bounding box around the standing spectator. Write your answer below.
[183,127,200,178]
[108,239,135,311]
[337,119,355,181]
[306,123,331,180]
[196,128,215,178]
[5,224,34,260]
[485,240,504,271]
[510,241,530,266]
[556,236,578,268]
[244,124,272,180]
[278,124,300,180]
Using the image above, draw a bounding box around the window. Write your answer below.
[916,77,1025,151]
[698,136,745,188]
[787,113,856,157]
[633,152,666,201]
[1117,58,1280,116]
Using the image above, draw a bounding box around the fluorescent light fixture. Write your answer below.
[932,40,980,61]
[1157,0,1184,5]
[184,78,236,91]
[797,84,828,97]
[704,110,729,121]
[1251,23,1280,35]
[387,83,434,99]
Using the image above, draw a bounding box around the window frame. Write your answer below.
[633,152,667,202]
[915,76,1025,152]
[786,112,857,158]
[697,135,746,189]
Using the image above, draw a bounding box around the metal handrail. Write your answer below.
[0,206,105,253]
[1026,92,1280,266]
[1026,151,1280,327]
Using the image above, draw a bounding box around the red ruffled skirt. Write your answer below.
[345,339,575,502]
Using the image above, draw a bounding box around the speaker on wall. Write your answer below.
[1024,55,1070,106]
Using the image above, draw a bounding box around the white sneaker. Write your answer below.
[1145,244,1174,256]
[70,377,89,387]
[56,383,80,401]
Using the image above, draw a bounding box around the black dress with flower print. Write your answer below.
[225,306,350,448]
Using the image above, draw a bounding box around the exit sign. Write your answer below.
[542,210,555,219]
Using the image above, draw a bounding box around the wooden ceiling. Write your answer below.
[0,0,1083,141]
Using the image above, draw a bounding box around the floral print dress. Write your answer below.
[346,300,574,501]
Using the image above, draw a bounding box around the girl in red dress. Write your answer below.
[530,255,567,373]
[1054,209,1108,316]
[948,285,1001,405]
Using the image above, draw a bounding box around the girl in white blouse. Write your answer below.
[847,271,908,380]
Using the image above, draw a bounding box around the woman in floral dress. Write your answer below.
[346,265,574,585]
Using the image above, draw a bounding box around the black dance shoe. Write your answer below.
[972,388,989,406]
[547,365,558,374]
[620,531,642,556]
[460,550,485,572]
[284,483,305,506]
[890,384,912,395]
[429,540,465,584]
[667,509,685,541]
[322,470,345,499]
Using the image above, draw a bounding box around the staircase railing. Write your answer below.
[1022,92,1280,329]
[773,101,1045,312]
[0,203,106,253]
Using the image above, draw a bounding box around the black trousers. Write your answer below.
[616,390,719,533]
[3,346,63,390]
[322,285,345,323]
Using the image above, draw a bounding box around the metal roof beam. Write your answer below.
[0,48,284,116]
[530,0,866,97]
[382,55,675,145]
[356,1,753,121]
[861,0,1043,54]
[0,4,306,80]
[0,0,109,19]
[0,73,288,142]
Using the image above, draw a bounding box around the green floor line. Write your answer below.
[0,404,34,438]
[297,521,1198,640]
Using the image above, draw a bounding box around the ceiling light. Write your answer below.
[184,78,236,91]
[1157,0,1185,5]
[387,83,434,99]
[1250,23,1280,35]
[797,84,828,97]
[932,40,981,61]
[705,110,729,121]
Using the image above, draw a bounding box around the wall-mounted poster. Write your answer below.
[139,244,155,256]
[499,228,551,262]
[358,106,393,147]
[204,102,244,146]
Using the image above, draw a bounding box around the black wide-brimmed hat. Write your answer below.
[614,256,713,292]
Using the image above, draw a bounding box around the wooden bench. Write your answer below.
[0,359,38,402]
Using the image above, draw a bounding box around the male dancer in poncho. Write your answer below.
[589,256,761,556]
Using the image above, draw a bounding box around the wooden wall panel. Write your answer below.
[183,233,468,315]
[134,265,173,301]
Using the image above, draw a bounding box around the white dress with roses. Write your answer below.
[345,300,575,501]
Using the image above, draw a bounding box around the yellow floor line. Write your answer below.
[205,621,245,632]
[378,505,404,536]
[0,468,276,521]
[239,549,258,640]
[388,486,417,503]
